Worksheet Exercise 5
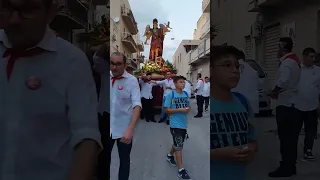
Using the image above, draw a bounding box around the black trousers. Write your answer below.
[300,109,318,152]
[97,112,110,180]
[109,138,132,180]
[204,96,210,110]
[276,106,303,165]
[141,97,154,121]
[196,95,204,115]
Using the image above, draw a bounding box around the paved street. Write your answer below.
[110,99,210,180]
[247,116,320,180]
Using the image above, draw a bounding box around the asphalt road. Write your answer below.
[110,100,320,180]
[110,99,210,180]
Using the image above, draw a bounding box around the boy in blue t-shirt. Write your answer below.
[210,46,258,180]
[164,75,191,180]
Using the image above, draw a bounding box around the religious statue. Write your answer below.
[144,18,171,61]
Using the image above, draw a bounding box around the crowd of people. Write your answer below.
[211,37,320,180]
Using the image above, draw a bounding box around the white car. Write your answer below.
[245,59,272,116]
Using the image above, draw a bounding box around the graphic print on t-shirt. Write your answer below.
[210,111,248,148]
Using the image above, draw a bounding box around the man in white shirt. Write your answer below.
[232,51,259,114]
[155,71,175,124]
[194,73,205,118]
[268,37,301,178]
[0,1,101,180]
[203,76,210,112]
[139,72,157,122]
[109,52,141,180]
[92,44,110,180]
[296,47,320,161]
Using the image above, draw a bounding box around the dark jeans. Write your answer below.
[141,97,154,121]
[300,109,318,152]
[109,138,132,180]
[204,96,210,110]
[97,112,110,180]
[276,106,303,165]
[196,95,204,115]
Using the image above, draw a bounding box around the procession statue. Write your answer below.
[143,18,171,61]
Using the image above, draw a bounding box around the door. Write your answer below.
[264,24,280,90]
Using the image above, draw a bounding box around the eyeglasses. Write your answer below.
[0,5,40,19]
[212,63,241,72]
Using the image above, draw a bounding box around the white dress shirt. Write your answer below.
[202,82,210,97]
[232,59,259,113]
[275,53,301,107]
[183,80,192,98]
[195,78,204,96]
[110,71,141,139]
[156,78,175,97]
[0,28,101,180]
[139,80,156,99]
[296,65,320,111]
[93,53,110,113]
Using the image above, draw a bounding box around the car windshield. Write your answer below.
[245,59,266,78]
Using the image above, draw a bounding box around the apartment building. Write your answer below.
[50,0,108,51]
[172,40,201,79]
[187,0,210,85]
[110,0,144,74]
[248,0,320,89]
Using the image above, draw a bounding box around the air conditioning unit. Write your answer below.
[251,21,262,38]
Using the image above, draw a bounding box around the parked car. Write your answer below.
[245,59,272,116]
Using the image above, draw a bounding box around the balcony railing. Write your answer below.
[189,38,210,64]
[200,19,210,39]
[54,0,88,28]
[127,59,138,70]
[121,6,138,35]
[136,40,144,51]
[202,0,210,12]
[121,32,137,53]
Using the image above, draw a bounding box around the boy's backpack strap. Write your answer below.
[182,90,188,98]
[232,92,249,112]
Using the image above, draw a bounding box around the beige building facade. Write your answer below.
[212,0,320,89]
[172,40,201,79]
[110,0,144,74]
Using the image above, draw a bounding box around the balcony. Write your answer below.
[189,38,210,64]
[136,40,144,51]
[248,0,288,12]
[202,0,210,13]
[200,19,210,39]
[121,6,139,35]
[121,32,137,53]
[127,59,138,70]
[51,0,88,30]
[91,0,108,5]
[135,53,145,63]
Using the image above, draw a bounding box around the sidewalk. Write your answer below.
[247,117,320,180]
[110,99,210,180]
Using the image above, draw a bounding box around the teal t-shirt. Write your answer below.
[164,90,189,129]
[210,94,257,180]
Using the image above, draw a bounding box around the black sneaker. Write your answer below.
[194,115,202,118]
[178,169,191,180]
[166,154,176,166]
[268,165,296,177]
[302,149,315,161]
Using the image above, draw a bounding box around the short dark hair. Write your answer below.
[173,75,185,83]
[279,37,293,52]
[302,47,316,56]
[111,52,127,64]
[146,72,152,76]
[198,73,202,78]
[211,45,240,65]
[237,50,245,60]
[205,76,209,79]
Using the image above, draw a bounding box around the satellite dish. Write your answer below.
[113,17,120,23]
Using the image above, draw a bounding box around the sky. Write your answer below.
[129,0,202,62]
